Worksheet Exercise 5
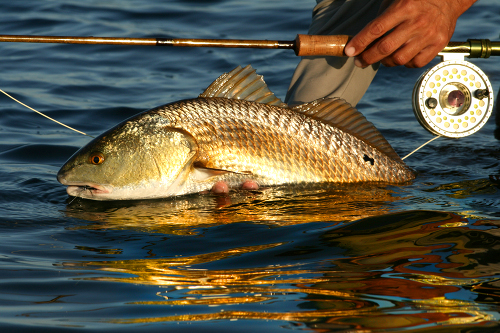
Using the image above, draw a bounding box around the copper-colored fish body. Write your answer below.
[57,65,415,200]
[151,97,413,186]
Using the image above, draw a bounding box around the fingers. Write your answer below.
[353,29,413,67]
[383,44,440,68]
[241,180,259,190]
[344,2,403,59]
[210,180,259,194]
[378,36,444,68]
[349,27,446,69]
[211,181,229,194]
[345,0,471,68]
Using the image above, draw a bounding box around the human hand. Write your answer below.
[344,0,477,68]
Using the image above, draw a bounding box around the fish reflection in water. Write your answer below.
[60,207,500,331]
[63,183,400,234]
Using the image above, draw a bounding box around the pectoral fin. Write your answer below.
[192,163,252,181]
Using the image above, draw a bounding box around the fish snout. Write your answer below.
[57,169,68,185]
[57,168,113,198]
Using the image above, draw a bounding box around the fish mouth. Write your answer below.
[58,174,112,198]
[65,183,112,197]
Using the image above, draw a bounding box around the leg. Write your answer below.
[286,0,384,106]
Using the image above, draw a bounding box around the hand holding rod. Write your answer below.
[0,34,498,58]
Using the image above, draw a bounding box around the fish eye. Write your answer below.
[89,153,105,165]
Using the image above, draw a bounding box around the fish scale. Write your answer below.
[152,97,403,184]
[57,65,415,200]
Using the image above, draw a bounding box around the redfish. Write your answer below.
[57,65,415,200]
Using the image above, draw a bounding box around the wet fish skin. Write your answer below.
[57,113,198,199]
[57,65,415,200]
[152,97,413,184]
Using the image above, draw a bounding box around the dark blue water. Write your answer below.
[1,1,500,332]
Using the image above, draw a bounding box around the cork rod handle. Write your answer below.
[295,34,351,57]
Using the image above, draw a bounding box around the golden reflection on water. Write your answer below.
[60,207,500,330]
[426,178,498,199]
[109,307,494,329]
[64,183,399,234]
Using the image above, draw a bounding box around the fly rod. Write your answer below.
[1,34,499,58]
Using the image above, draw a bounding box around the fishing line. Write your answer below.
[0,88,449,162]
[402,135,441,160]
[0,89,93,137]
[68,195,79,205]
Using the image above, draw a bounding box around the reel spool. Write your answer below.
[412,54,494,138]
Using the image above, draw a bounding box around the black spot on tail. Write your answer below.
[363,154,375,165]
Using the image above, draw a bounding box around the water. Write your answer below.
[1,1,500,331]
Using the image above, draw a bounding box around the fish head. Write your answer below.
[57,117,198,200]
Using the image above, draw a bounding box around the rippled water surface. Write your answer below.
[1,1,500,332]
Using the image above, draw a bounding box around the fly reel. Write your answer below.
[412,41,495,138]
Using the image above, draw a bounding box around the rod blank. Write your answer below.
[0,35,160,46]
[0,34,295,49]
[0,34,499,58]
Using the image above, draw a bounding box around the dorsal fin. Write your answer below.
[292,98,402,161]
[199,65,286,107]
